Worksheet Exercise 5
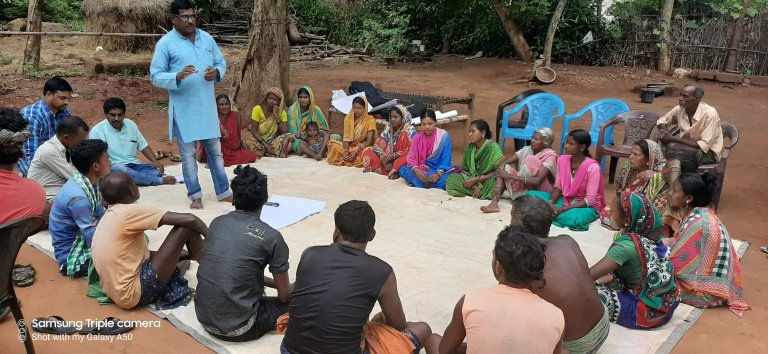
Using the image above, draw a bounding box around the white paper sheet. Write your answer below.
[260,195,326,230]
[331,92,372,114]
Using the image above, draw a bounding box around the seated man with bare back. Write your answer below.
[510,195,609,354]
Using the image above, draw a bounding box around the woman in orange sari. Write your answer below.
[326,97,377,167]
[361,104,416,178]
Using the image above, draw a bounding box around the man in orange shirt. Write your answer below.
[0,107,46,224]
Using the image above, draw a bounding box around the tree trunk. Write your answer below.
[23,0,44,71]
[725,0,751,72]
[246,0,290,105]
[489,0,533,62]
[657,0,674,73]
[543,0,569,68]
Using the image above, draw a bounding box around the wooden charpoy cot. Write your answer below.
[327,87,475,146]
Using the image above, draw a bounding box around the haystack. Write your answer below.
[82,0,172,52]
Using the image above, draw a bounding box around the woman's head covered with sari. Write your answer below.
[261,87,286,117]
[289,86,321,124]
[612,191,664,242]
[343,96,374,142]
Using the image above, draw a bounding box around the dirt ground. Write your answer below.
[0,34,767,353]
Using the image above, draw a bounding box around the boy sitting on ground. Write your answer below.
[439,226,565,354]
[50,139,110,276]
[28,116,89,202]
[297,121,327,161]
[511,195,609,354]
[91,171,207,310]
[280,200,439,354]
[195,165,292,342]
[89,97,175,186]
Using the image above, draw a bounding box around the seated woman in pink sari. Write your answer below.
[197,95,260,167]
[361,104,416,178]
[667,173,749,315]
[398,110,455,190]
[528,129,605,231]
[482,128,557,213]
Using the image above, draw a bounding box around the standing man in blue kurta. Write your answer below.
[150,0,232,209]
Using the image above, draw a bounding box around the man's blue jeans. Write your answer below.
[111,163,162,186]
[174,122,231,201]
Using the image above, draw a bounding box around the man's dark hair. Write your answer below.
[56,116,89,136]
[71,139,108,175]
[43,77,73,96]
[510,195,554,237]
[103,97,127,114]
[306,121,319,130]
[0,108,29,164]
[495,225,547,285]
[100,172,134,204]
[334,200,376,243]
[672,151,699,174]
[170,0,195,15]
[231,165,268,211]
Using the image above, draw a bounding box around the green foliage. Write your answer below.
[0,55,14,65]
[1,0,84,28]
[358,5,410,58]
[116,68,146,78]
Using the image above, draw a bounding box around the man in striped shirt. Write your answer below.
[17,77,73,176]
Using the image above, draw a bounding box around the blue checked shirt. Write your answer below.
[17,98,71,176]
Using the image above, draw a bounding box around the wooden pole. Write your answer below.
[658,0,674,73]
[725,0,751,71]
[543,0,568,68]
[23,0,44,71]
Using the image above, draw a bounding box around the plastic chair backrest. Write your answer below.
[495,89,546,139]
[586,99,630,139]
[614,110,660,147]
[0,217,46,297]
[503,93,565,131]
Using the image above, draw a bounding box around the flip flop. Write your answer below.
[12,264,35,287]
[169,154,182,162]
[32,315,78,335]
[79,316,133,335]
[760,246,768,254]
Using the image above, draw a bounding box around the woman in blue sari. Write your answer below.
[399,110,455,189]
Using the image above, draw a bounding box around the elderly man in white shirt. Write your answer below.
[28,116,89,201]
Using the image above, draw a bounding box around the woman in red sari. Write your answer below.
[198,95,260,166]
[361,104,416,179]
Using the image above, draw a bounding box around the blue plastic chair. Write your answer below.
[499,93,565,152]
[559,98,630,155]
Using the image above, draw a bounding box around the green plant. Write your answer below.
[1,0,84,26]
[0,55,13,66]
[358,5,410,58]
[116,68,146,78]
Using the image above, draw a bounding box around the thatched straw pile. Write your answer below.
[82,0,173,52]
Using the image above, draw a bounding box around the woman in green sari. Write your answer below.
[446,120,504,199]
[287,86,339,154]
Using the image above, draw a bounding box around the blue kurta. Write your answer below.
[150,28,226,142]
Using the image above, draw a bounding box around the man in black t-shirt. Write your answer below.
[281,200,439,354]
[195,165,292,342]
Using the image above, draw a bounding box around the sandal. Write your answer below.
[79,316,133,335]
[12,264,35,287]
[169,154,182,162]
[32,315,78,335]
[760,246,768,254]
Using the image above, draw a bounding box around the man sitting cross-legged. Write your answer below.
[91,171,206,310]
[510,195,609,354]
[50,139,110,276]
[89,97,176,186]
[28,116,89,202]
[280,200,439,354]
[195,165,292,342]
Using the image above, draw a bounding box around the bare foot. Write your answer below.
[388,172,400,180]
[314,154,322,161]
[162,176,177,184]
[190,198,203,209]
[220,195,233,204]
[480,204,500,213]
